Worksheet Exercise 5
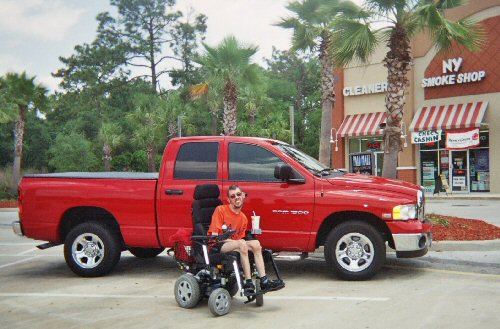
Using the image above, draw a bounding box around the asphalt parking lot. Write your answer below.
[1,209,499,329]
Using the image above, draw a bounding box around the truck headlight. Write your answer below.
[393,204,417,220]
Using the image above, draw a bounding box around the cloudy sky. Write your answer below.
[0,0,296,92]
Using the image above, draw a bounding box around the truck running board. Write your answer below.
[36,242,62,250]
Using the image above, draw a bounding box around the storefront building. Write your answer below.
[331,1,500,194]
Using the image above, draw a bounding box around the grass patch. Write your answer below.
[427,213,450,228]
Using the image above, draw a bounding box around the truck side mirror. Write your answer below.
[274,164,305,184]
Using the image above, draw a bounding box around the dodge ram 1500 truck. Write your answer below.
[13,136,431,280]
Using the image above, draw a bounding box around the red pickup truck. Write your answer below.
[13,136,431,280]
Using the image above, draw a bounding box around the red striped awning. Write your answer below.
[409,101,488,132]
[337,112,387,137]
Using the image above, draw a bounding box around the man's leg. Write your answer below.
[246,240,284,292]
[246,240,266,277]
[221,239,251,279]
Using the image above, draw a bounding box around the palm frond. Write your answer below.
[330,19,379,67]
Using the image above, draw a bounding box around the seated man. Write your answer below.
[208,184,281,294]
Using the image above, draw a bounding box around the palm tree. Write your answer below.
[195,36,260,135]
[0,72,47,190]
[99,122,123,171]
[277,0,349,165]
[330,0,484,178]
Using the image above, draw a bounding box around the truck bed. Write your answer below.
[24,172,159,180]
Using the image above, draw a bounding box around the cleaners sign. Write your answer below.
[411,130,441,144]
[422,57,486,88]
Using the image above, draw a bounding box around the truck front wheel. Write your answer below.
[64,222,121,277]
[324,221,385,280]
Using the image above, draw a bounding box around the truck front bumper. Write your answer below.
[393,232,432,258]
[12,221,23,236]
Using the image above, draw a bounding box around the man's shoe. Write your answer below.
[260,278,285,292]
[243,281,255,295]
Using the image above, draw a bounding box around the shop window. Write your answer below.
[469,149,490,192]
[348,137,383,154]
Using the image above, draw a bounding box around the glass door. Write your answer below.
[374,151,384,176]
[450,150,469,192]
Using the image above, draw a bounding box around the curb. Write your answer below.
[311,239,500,256]
[430,240,500,252]
[0,208,18,212]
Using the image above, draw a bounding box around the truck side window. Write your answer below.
[174,142,219,180]
[229,143,284,182]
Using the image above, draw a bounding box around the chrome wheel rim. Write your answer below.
[71,233,104,268]
[336,232,374,272]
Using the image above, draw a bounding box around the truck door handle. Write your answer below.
[165,189,183,195]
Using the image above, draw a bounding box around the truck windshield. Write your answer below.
[275,143,346,177]
[275,143,327,173]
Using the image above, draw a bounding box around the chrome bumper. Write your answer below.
[12,221,23,236]
[393,232,432,258]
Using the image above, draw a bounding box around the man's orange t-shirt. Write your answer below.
[208,205,248,240]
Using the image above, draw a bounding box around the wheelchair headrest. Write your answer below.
[194,184,220,200]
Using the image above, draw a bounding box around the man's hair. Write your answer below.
[227,184,240,197]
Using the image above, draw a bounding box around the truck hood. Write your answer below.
[326,173,421,202]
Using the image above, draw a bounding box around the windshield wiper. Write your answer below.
[313,168,332,177]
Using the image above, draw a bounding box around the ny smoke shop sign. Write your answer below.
[411,130,441,144]
[421,57,486,88]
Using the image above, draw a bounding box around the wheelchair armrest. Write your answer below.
[191,229,236,243]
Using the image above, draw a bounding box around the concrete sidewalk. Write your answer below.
[427,193,500,200]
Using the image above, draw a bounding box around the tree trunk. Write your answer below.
[382,24,411,179]
[12,107,26,192]
[103,144,112,172]
[223,80,238,136]
[318,36,335,166]
[211,113,218,135]
[147,144,157,172]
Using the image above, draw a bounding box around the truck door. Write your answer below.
[156,141,222,246]
[224,142,315,251]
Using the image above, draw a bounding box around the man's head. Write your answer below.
[227,185,245,211]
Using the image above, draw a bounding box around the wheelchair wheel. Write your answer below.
[255,280,264,307]
[174,273,201,308]
[208,288,231,316]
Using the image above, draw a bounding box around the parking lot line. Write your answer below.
[0,256,41,269]
[0,292,389,302]
[386,265,500,278]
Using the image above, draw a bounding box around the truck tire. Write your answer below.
[324,221,385,281]
[64,222,121,277]
[128,247,164,258]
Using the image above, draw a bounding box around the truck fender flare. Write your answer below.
[315,211,393,249]
[58,206,123,245]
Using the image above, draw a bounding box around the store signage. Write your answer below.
[411,130,441,144]
[421,57,486,88]
[446,128,480,150]
[367,140,381,150]
[453,176,466,187]
[343,82,387,97]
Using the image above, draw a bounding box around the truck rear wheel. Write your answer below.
[128,247,164,258]
[324,221,385,280]
[64,222,121,277]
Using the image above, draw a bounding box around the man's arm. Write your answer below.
[208,206,223,236]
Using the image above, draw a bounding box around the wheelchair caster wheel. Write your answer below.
[208,288,231,316]
[174,274,201,308]
[255,280,263,307]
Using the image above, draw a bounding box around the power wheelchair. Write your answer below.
[171,184,284,316]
